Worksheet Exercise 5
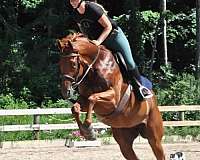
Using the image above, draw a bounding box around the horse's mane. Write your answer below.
[58,32,98,57]
[62,33,87,42]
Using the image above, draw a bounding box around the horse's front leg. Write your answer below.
[71,102,82,128]
[83,88,116,137]
[72,101,96,140]
[77,88,116,140]
[78,95,97,140]
[84,95,96,126]
[84,88,116,125]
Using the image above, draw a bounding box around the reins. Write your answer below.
[72,46,100,89]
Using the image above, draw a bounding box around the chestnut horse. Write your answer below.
[58,33,165,160]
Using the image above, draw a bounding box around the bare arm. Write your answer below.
[94,14,112,45]
[77,23,84,33]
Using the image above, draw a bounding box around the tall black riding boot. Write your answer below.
[128,68,153,100]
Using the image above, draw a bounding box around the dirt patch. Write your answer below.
[0,142,200,160]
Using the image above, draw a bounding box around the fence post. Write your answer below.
[33,107,40,140]
[180,111,185,121]
[0,126,3,148]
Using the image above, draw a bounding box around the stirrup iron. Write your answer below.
[139,86,153,99]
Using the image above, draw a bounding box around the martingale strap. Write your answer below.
[105,85,132,119]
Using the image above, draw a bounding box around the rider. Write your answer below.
[68,0,153,100]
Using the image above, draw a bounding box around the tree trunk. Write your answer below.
[161,0,168,66]
[196,0,200,79]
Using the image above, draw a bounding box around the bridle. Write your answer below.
[60,46,100,90]
[60,52,80,86]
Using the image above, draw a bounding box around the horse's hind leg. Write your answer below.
[146,107,165,160]
[112,128,139,160]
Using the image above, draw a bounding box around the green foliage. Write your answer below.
[42,99,72,108]
[165,126,200,137]
[141,10,160,46]
[153,65,200,122]
[0,93,29,109]
[0,131,33,141]
[0,0,70,104]
[21,0,44,8]
[113,14,129,34]
[1,41,31,96]
[154,65,200,105]
[40,130,69,140]
[141,9,196,51]
[166,9,196,48]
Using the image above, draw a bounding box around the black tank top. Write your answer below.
[71,1,117,40]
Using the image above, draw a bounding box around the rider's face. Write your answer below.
[70,0,81,9]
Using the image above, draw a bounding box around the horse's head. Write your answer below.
[57,33,98,99]
[57,33,97,57]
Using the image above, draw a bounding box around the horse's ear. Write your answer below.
[57,39,62,51]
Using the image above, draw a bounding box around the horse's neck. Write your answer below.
[79,46,99,65]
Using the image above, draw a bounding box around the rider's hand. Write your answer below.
[91,40,101,46]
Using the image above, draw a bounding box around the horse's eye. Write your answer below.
[72,63,77,69]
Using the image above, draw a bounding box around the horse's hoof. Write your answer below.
[80,124,97,141]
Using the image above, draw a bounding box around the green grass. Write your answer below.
[164,126,200,137]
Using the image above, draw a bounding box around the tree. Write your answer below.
[196,0,200,79]
[161,0,168,66]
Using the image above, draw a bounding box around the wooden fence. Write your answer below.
[0,105,200,139]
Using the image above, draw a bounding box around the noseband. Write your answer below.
[60,46,100,89]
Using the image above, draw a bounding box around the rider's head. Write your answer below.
[69,0,82,9]
[69,0,98,9]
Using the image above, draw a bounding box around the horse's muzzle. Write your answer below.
[62,85,75,99]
